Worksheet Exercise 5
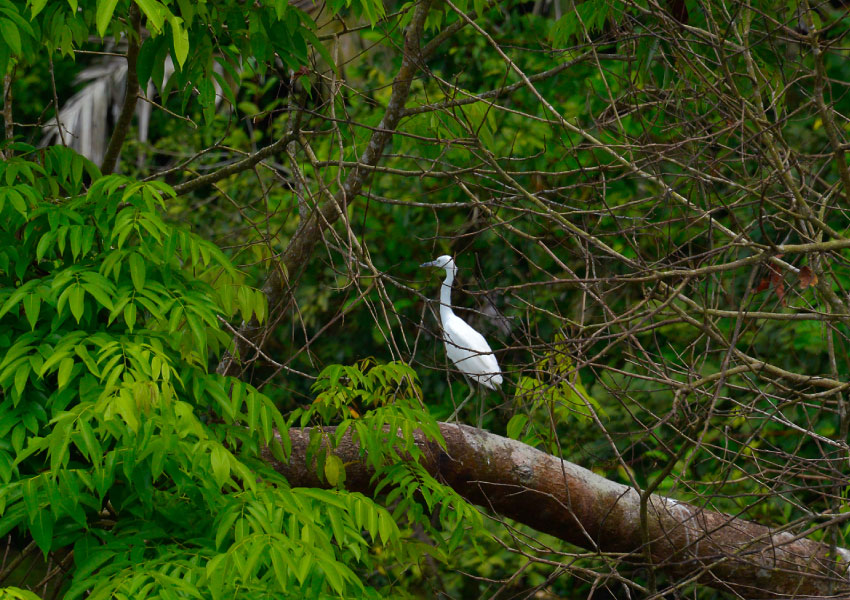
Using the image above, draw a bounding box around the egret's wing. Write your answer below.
[442,314,502,388]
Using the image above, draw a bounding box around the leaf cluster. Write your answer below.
[0,146,462,598]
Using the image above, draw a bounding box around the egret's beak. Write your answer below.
[420,260,436,268]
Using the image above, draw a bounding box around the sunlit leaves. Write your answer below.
[202,487,397,597]
[0,586,44,600]
[0,0,37,72]
[134,0,166,31]
[95,0,121,37]
[289,359,481,567]
[0,149,300,599]
[168,14,189,68]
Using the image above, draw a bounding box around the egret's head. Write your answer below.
[420,255,455,272]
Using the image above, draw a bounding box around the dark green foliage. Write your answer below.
[2,0,850,597]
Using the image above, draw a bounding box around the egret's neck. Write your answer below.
[439,268,455,321]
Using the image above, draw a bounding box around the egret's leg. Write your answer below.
[449,379,476,422]
[477,387,484,428]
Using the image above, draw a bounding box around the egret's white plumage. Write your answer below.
[420,256,502,421]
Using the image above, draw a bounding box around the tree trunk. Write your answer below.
[265,423,850,599]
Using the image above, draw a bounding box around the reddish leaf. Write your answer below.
[755,259,788,305]
[775,279,786,306]
[798,266,818,289]
[532,173,546,192]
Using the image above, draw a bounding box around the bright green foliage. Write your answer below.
[0,588,43,600]
[297,359,484,564]
[0,146,456,598]
[0,0,37,77]
[5,0,848,593]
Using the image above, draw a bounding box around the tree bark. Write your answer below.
[2,67,13,154]
[101,4,141,175]
[264,423,850,599]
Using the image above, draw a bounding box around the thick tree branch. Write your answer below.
[265,424,850,599]
[217,0,434,377]
[101,5,141,175]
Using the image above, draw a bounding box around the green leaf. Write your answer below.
[75,344,99,376]
[69,226,83,261]
[57,357,75,389]
[38,347,73,377]
[30,0,50,17]
[35,232,54,262]
[271,546,291,589]
[319,557,346,594]
[169,15,189,68]
[506,413,528,440]
[29,509,54,556]
[0,19,21,55]
[13,362,30,395]
[0,280,36,319]
[96,0,121,37]
[22,293,40,331]
[167,304,183,332]
[185,312,206,354]
[78,419,102,462]
[136,35,162,88]
[124,302,136,332]
[210,445,230,488]
[324,454,343,486]
[214,510,239,549]
[115,389,139,432]
[295,552,311,585]
[134,0,166,31]
[128,252,146,291]
[0,587,43,600]
[378,512,395,545]
[7,188,27,216]
[81,283,114,311]
[69,284,86,323]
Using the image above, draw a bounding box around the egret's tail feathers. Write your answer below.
[478,372,503,390]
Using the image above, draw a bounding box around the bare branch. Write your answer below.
[217,0,436,377]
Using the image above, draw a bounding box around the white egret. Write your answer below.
[420,255,502,424]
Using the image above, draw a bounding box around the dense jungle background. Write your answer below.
[1,0,850,598]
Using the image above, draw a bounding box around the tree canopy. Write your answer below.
[1,0,850,598]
